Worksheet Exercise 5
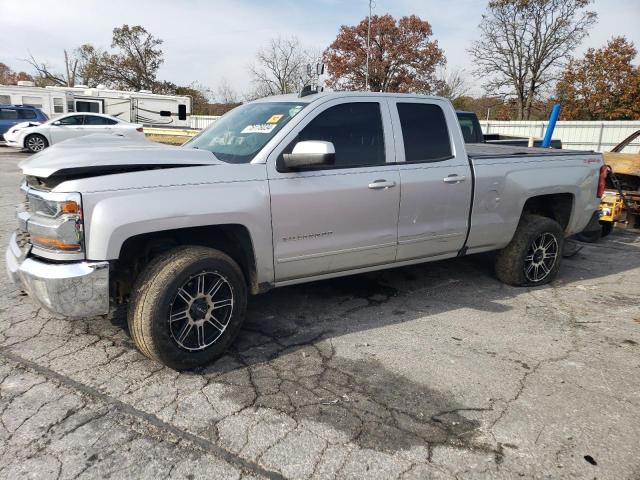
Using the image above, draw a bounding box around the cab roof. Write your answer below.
[250,91,447,105]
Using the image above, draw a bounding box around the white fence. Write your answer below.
[479,120,640,153]
[189,115,219,130]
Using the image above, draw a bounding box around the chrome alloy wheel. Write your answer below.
[168,271,234,351]
[524,233,559,283]
[26,135,46,152]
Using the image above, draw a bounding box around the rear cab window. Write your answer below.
[396,103,452,162]
[456,112,483,143]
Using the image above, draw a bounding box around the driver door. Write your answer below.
[267,98,400,282]
[50,114,85,143]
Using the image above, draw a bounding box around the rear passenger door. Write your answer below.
[83,115,115,135]
[267,98,400,282]
[391,99,473,261]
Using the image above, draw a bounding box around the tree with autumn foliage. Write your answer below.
[0,63,33,85]
[556,37,640,120]
[323,14,445,93]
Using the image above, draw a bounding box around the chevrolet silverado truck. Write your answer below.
[6,92,606,370]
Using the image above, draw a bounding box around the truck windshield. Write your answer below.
[184,102,306,163]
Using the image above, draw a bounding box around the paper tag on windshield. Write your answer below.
[266,114,284,124]
[241,124,277,134]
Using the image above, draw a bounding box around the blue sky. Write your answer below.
[1,0,638,96]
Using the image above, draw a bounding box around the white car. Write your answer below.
[4,113,144,153]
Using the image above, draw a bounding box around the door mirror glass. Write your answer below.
[283,141,335,170]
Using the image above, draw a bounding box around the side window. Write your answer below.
[397,103,452,162]
[53,98,64,114]
[295,102,385,168]
[84,115,109,125]
[0,95,11,104]
[58,115,84,125]
[21,96,43,108]
[458,116,476,143]
[0,108,18,120]
[18,109,36,120]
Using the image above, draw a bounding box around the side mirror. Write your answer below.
[52,120,61,126]
[283,141,335,170]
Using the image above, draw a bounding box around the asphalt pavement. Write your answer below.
[1,147,639,479]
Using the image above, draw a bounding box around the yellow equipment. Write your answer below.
[599,130,640,233]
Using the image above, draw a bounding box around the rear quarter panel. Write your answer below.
[466,153,603,253]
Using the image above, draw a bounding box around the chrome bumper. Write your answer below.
[5,232,110,318]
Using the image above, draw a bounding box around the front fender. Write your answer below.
[82,180,274,284]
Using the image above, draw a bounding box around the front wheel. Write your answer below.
[495,215,564,286]
[128,246,247,370]
[24,134,48,153]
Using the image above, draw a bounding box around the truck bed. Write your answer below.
[466,143,593,159]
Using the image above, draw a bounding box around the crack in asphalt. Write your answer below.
[0,347,284,480]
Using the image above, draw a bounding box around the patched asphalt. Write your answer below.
[1,147,639,479]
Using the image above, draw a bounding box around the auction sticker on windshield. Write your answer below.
[241,124,277,134]
[266,114,284,124]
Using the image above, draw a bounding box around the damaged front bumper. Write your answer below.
[5,232,110,318]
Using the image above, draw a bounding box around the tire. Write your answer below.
[574,227,602,243]
[24,134,48,153]
[599,221,613,238]
[128,246,247,370]
[495,214,564,287]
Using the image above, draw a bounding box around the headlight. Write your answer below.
[21,185,84,256]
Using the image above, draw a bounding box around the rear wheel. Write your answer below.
[24,134,48,153]
[574,227,602,243]
[128,246,247,370]
[495,215,564,286]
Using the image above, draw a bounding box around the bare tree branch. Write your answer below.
[248,36,318,97]
[469,0,597,119]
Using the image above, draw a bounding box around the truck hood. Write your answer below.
[19,134,221,179]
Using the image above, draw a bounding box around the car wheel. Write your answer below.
[128,246,247,370]
[574,227,602,243]
[599,221,613,237]
[495,214,564,287]
[24,134,48,153]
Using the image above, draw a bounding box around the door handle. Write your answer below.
[443,174,467,184]
[368,179,396,190]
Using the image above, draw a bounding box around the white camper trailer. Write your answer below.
[0,82,67,118]
[0,82,192,127]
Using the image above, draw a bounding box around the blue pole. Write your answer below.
[542,104,561,148]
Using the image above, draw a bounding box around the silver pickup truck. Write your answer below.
[6,92,606,369]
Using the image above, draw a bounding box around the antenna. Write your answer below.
[365,0,374,91]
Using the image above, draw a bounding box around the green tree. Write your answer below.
[101,25,164,90]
